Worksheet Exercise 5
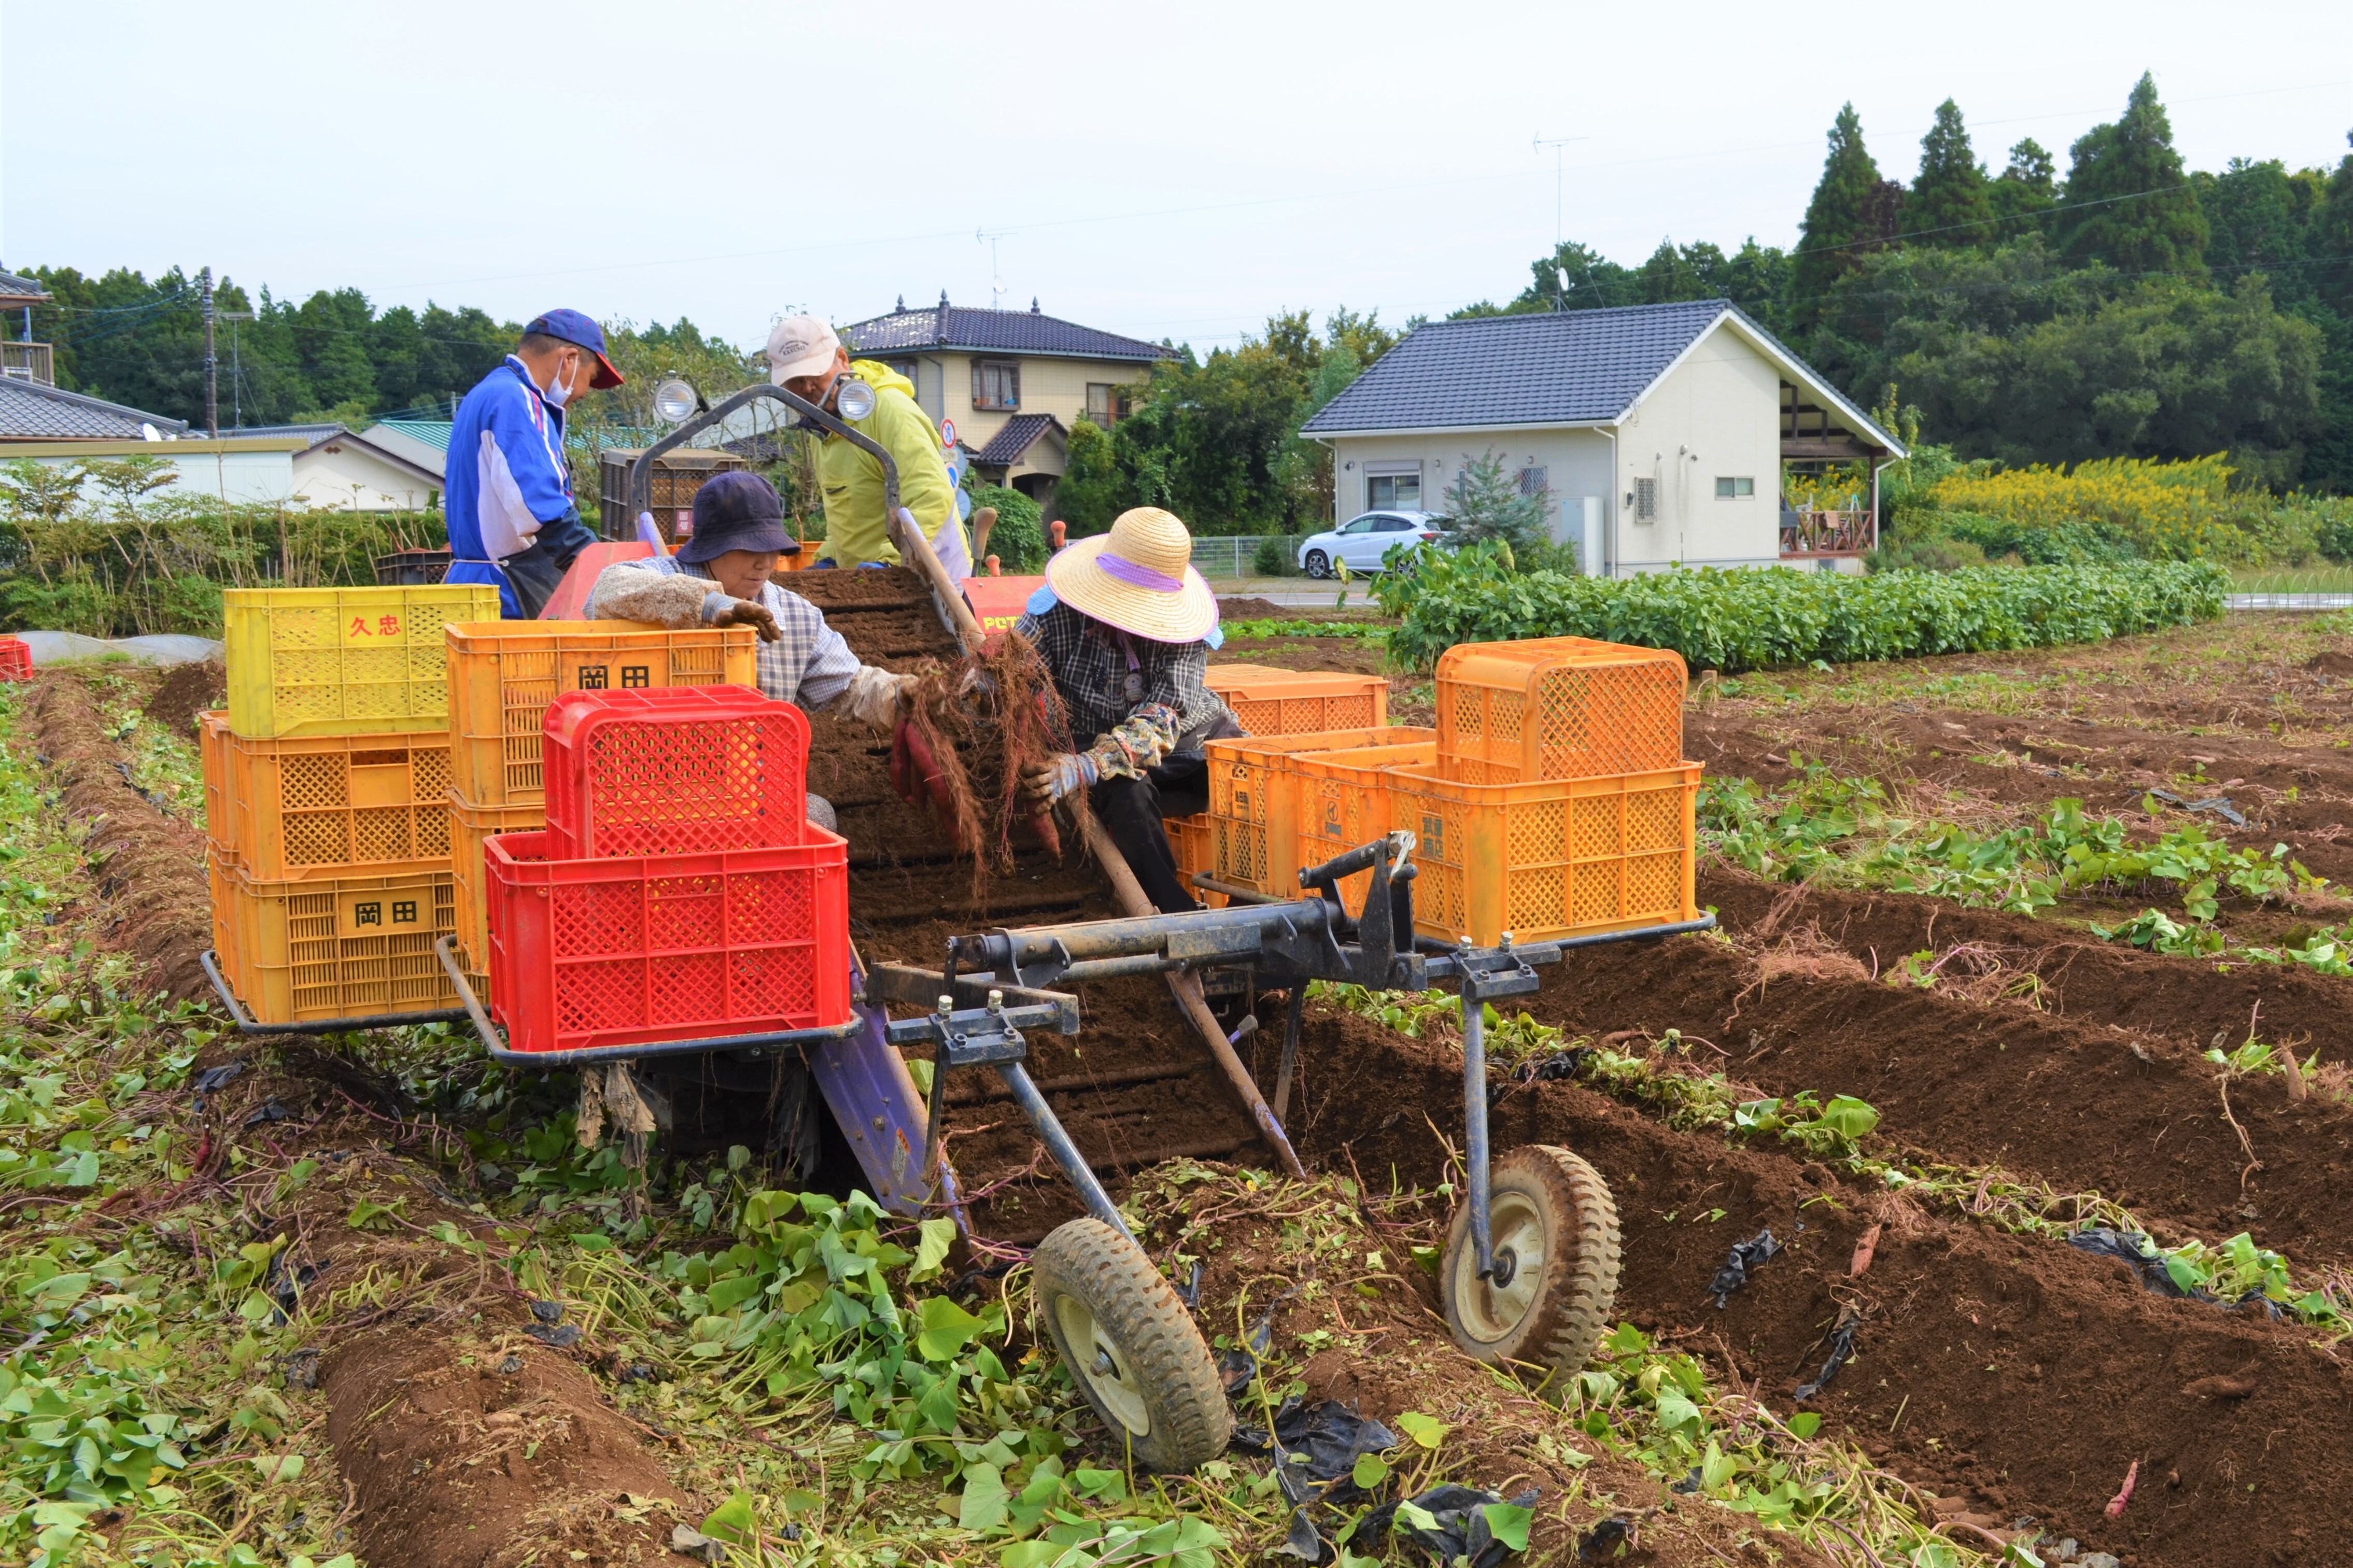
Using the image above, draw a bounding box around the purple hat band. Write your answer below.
[1095,552,1186,592]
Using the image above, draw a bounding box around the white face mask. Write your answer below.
[541,351,577,409]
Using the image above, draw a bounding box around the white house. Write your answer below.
[1300,300,1905,577]
[287,425,444,511]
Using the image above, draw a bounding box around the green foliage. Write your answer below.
[1441,450,1549,550]
[0,458,443,636]
[1385,557,2225,673]
[1904,100,1992,246]
[1792,103,1897,324]
[970,484,1046,571]
[1056,418,1137,538]
[2051,73,2210,277]
[1864,530,1988,573]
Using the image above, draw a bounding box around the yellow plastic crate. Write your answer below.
[1166,811,1224,909]
[449,793,545,973]
[223,585,499,739]
[1206,667,1387,735]
[1292,740,1439,914]
[1205,726,1435,899]
[214,724,452,879]
[207,850,460,1025]
[444,621,758,808]
[1383,763,1700,946]
[1435,637,1687,784]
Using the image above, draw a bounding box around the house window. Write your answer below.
[1366,471,1421,511]
[1084,383,1123,427]
[972,360,1020,411]
[1517,467,1548,498]
[1715,476,1755,499]
[1631,477,1657,521]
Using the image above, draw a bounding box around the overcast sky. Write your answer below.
[5,2,2349,355]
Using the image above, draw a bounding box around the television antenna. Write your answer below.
[1532,133,1588,249]
[976,227,1011,309]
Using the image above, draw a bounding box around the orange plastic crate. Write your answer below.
[210,724,453,879]
[452,793,546,972]
[444,621,758,809]
[1204,725,1434,899]
[1435,637,1686,784]
[1165,811,1223,909]
[1292,740,1440,914]
[1207,666,1387,736]
[1383,762,1700,946]
[207,849,459,1025]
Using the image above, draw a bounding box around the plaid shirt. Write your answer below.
[602,555,862,709]
[1015,600,1236,756]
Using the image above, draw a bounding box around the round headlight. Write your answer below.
[834,378,877,422]
[652,378,699,423]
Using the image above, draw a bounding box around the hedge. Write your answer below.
[1388,561,2230,674]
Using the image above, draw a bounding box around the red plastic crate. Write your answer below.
[0,636,31,682]
[542,686,809,859]
[484,827,851,1056]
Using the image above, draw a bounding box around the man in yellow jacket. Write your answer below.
[766,316,968,575]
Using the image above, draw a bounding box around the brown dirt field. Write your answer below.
[1288,1006,2353,1568]
[146,657,228,736]
[32,668,214,1000]
[1534,927,2353,1273]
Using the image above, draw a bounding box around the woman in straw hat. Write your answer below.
[1014,506,1241,913]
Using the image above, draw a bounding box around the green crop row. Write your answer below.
[1379,546,2227,672]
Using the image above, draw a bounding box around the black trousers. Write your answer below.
[500,512,599,619]
[1090,752,1210,915]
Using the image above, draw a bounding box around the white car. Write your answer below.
[1298,511,1450,578]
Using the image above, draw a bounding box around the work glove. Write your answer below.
[703,596,780,643]
[1019,752,1097,808]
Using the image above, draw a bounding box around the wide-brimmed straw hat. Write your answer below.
[1045,507,1219,644]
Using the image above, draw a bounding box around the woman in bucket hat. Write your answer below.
[1012,506,1239,913]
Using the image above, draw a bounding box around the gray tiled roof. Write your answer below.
[844,300,1170,363]
[0,268,50,303]
[1302,299,1735,435]
[974,413,1062,467]
[0,377,187,440]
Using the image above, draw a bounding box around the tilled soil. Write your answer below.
[32,669,215,999]
[1290,1006,2353,1568]
[1535,927,2353,1273]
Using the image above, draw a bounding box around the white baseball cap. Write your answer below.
[766,315,843,384]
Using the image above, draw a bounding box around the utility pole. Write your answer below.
[201,266,219,438]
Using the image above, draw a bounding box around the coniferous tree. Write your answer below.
[1905,100,1993,246]
[1989,138,2060,235]
[1791,104,1889,326]
[2052,73,2210,276]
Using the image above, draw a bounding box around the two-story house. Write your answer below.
[841,293,1170,518]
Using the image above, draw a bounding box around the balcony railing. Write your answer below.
[2,342,53,386]
[1780,507,1876,557]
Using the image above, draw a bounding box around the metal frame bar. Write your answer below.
[430,936,859,1067]
[201,948,466,1035]
[626,384,899,539]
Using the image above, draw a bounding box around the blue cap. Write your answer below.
[524,308,623,389]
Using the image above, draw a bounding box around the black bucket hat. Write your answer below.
[679,471,800,563]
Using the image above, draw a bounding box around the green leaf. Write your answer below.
[1394,1411,1446,1449]
[701,1489,758,1546]
[1787,1411,1822,1440]
[917,1295,983,1361]
[251,1453,305,1484]
[1352,1452,1390,1489]
[1482,1502,1533,1552]
[958,1462,1010,1532]
[1816,1095,1880,1142]
[346,1198,405,1230]
[569,1232,614,1251]
[910,1217,957,1283]
[705,1275,764,1312]
[1652,1390,1705,1437]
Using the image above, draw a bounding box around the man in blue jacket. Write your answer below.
[443,308,623,617]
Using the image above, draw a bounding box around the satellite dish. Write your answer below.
[140,422,162,442]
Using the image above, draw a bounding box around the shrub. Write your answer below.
[969,484,1045,572]
[1252,533,1304,576]
[1865,532,1988,573]
[1388,560,2228,674]
[1926,455,2251,561]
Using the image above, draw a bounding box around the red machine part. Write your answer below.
[537,541,655,621]
[543,686,809,859]
[485,827,851,1055]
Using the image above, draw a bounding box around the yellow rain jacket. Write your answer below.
[815,360,961,569]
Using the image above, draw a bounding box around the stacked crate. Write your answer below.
[443,621,762,994]
[0,634,31,682]
[482,686,851,1056]
[1173,667,1389,904]
[203,585,499,1025]
[1199,639,1700,945]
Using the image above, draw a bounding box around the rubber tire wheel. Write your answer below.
[1303,549,1332,580]
[1439,1145,1622,1391]
[1031,1219,1232,1473]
